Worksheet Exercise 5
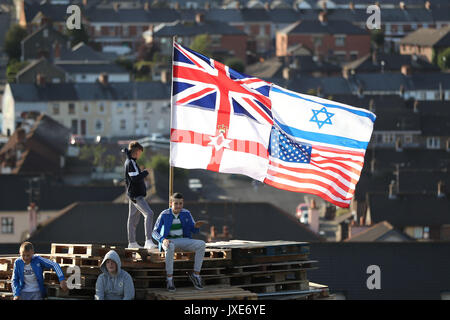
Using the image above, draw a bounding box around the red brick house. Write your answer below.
[276,12,371,62]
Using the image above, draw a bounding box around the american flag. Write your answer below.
[265,126,364,207]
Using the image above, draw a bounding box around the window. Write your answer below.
[43,29,48,38]
[383,133,395,144]
[98,102,105,114]
[120,119,126,130]
[1,217,14,234]
[313,36,323,47]
[52,103,60,115]
[404,135,412,145]
[146,102,153,113]
[335,35,346,47]
[427,137,440,149]
[71,119,78,134]
[68,103,75,115]
[95,119,104,133]
[83,104,89,114]
[397,24,403,34]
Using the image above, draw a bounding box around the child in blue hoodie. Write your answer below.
[95,250,135,300]
[12,242,67,300]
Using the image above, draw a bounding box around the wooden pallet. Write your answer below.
[236,279,310,293]
[146,285,258,300]
[228,260,318,273]
[0,279,11,291]
[50,256,103,267]
[126,267,226,277]
[229,269,308,285]
[207,240,310,255]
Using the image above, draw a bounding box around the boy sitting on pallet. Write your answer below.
[12,242,68,300]
[152,192,207,292]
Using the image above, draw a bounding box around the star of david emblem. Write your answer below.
[208,132,232,151]
[310,107,334,129]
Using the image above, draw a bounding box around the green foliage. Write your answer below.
[134,60,153,81]
[190,34,212,57]
[145,154,188,179]
[115,58,134,72]
[4,25,28,61]
[307,88,317,96]
[225,58,245,73]
[79,145,107,167]
[371,29,385,49]
[437,47,450,70]
[66,24,89,47]
[6,60,29,83]
[103,154,117,170]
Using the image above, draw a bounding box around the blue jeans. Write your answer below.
[20,291,42,300]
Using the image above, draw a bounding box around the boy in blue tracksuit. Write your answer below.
[152,192,207,292]
[12,242,67,300]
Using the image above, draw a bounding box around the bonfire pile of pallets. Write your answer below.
[0,240,332,300]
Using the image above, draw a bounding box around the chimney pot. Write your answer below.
[425,1,431,10]
[413,100,419,113]
[318,11,328,25]
[401,65,412,76]
[195,13,205,24]
[399,1,406,10]
[36,73,46,87]
[437,181,445,198]
[98,73,109,85]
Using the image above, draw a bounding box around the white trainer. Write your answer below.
[144,240,157,249]
[128,242,143,249]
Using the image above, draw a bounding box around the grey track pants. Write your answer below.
[127,196,154,243]
[20,291,42,300]
[162,238,206,275]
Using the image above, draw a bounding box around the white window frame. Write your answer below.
[426,137,440,149]
[95,119,104,133]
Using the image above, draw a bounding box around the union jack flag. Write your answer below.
[170,41,274,181]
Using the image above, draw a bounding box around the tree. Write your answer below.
[225,58,245,73]
[6,60,29,83]
[190,34,212,57]
[371,29,385,50]
[4,25,28,61]
[66,23,90,47]
[437,47,450,70]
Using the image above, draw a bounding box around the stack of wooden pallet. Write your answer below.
[0,240,332,300]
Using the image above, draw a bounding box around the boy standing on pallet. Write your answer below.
[12,242,68,300]
[152,193,207,292]
[123,141,157,249]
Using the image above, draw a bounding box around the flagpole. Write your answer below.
[169,36,176,205]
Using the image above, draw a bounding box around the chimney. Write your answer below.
[282,67,294,80]
[98,73,109,86]
[318,11,328,25]
[210,226,216,239]
[205,1,210,10]
[425,1,431,10]
[174,2,180,10]
[349,1,355,10]
[53,41,61,60]
[370,158,375,174]
[161,69,171,84]
[195,13,205,24]
[222,225,230,238]
[310,199,317,209]
[264,2,270,11]
[17,128,26,144]
[399,1,406,10]
[447,138,450,152]
[28,202,39,235]
[437,181,445,198]
[413,100,419,113]
[369,98,375,112]
[401,65,412,76]
[372,50,378,64]
[321,0,327,10]
[35,73,46,87]
[83,0,88,6]
[113,3,120,12]
[235,2,241,10]
[395,137,403,152]
[144,1,150,11]
[388,180,397,199]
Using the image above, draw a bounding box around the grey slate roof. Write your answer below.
[57,63,129,74]
[85,8,181,23]
[398,169,450,194]
[153,20,246,37]
[9,81,170,102]
[400,26,450,47]
[59,42,111,62]
[280,19,368,35]
[27,201,323,245]
[368,193,450,227]
[343,53,439,73]
[345,221,414,242]
[286,75,353,95]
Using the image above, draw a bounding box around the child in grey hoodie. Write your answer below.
[95,250,135,300]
